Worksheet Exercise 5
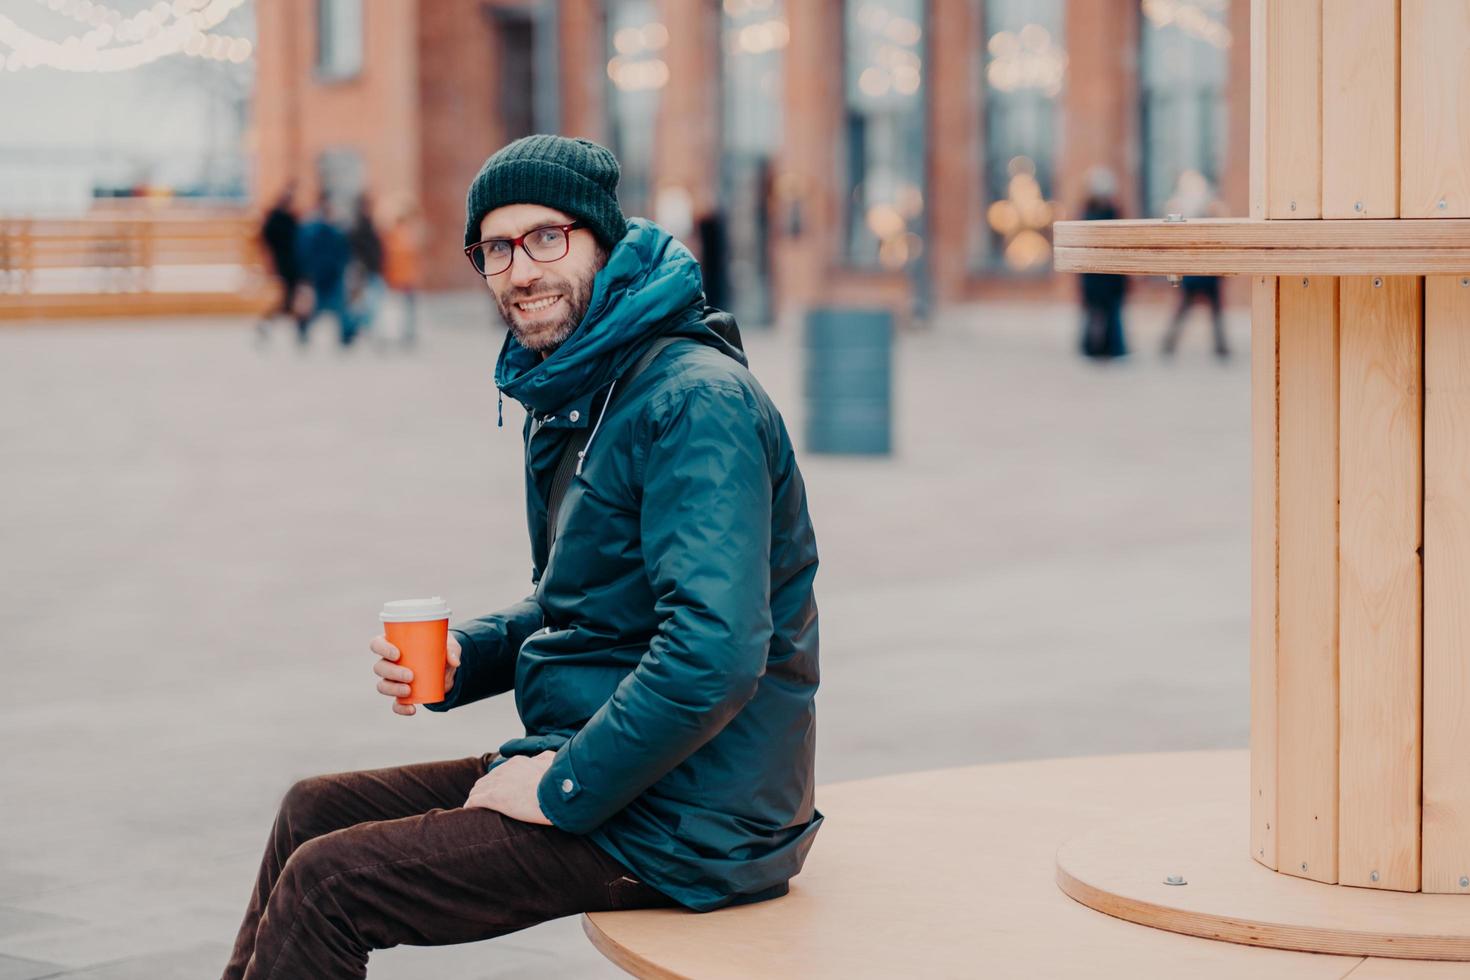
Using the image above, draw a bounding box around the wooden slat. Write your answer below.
[1056,218,1470,250]
[1277,274,1339,884]
[1053,217,1470,273]
[1321,0,1399,218]
[1401,1,1470,217]
[1054,246,1470,277]
[1337,275,1423,892]
[1423,274,1470,894]
[1250,0,1269,220]
[1251,274,1280,870]
[1266,0,1322,218]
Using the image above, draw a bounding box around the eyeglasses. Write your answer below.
[464,222,584,277]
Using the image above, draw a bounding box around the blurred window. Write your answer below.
[1139,0,1231,217]
[317,148,364,214]
[719,0,786,324]
[316,0,363,81]
[842,0,925,270]
[605,0,667,218]
[980,0,1064,274]
[490,6,560,142]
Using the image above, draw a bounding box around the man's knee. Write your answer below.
[278,773,347,834]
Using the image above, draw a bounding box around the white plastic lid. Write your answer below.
[379,596,451,623]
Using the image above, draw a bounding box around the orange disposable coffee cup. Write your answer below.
[380,597,451,705]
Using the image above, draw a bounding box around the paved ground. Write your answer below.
[0,291,1252,978]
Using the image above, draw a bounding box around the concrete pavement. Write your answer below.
[0,292,1251,977]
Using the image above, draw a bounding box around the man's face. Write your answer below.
[478,204,606,354]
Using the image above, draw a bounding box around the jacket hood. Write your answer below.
[494,218,744,419]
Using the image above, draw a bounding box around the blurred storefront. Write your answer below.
[252,0,1247,318]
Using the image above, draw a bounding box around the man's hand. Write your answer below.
[369,633,462,716]
[464,751,555,825]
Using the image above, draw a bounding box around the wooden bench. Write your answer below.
[583,752,1465,978]
[0,211,277,320]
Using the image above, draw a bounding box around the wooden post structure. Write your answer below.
[1051,0,1470,961]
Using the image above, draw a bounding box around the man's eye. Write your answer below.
[533,229,561,246]
[487,241,512,256]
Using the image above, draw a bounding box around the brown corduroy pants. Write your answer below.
[222,754,674,980]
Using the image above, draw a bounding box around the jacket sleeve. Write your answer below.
[424,596,542,712]
[538,384,773,833]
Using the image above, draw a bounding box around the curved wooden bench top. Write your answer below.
[584,751,1454,979]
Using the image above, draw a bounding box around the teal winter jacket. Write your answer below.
[428,219,822,911]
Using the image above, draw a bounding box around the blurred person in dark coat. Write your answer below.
[296,192,359,346]
[256,186,304,342]
[1078,167,1129,360]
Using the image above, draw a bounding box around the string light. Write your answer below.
[1140,0,1232,49]
[2,0,251,72]
[986,25,1066,96]
[607,13,668,92]
[986,156,1054,271]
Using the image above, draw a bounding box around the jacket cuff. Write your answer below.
[537,743,601,834]
[423,628,475,713]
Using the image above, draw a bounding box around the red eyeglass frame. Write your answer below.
[464,221,585,277]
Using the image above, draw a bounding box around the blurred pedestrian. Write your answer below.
[382,202,425,347]
[255,185,304,343]
[695,209,730,311]
[1160,170,1230,360]
[347,193,386,345]
[1078,167,1129,360]
[296,192,359,346]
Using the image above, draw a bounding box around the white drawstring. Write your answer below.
[575,381,618,476]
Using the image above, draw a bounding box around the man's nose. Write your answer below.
[507,248,543,289]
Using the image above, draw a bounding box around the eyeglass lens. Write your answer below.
[471,226,570,276]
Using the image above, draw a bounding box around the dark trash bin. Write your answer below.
[803,307,892,455]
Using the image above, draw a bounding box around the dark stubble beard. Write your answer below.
[494,249,606,354]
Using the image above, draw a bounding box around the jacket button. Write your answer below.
[569,410,581,422]
[561,779,575,793]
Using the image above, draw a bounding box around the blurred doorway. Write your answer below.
[718,0,785,327]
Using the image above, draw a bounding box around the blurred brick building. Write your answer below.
[251,0,1248,324]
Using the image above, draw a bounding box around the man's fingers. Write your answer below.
[372,659,413,683]
[392,701,416,716]
[369,636,400,661]
[377,678,412,698]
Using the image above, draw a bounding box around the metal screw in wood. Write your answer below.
[1440,199,1449,210]
[1164,875,1186,886]
[1290,200,1298,211]
[1461,876,1469,889]
[1373,278,1383,288]
[1370,871,1380,882]
[1355,201,1364,212]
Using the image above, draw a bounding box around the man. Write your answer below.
[224,135,822,979]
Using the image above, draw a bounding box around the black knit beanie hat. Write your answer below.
[463,135,629,250]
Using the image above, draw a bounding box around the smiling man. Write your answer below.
[223,135,822,979]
